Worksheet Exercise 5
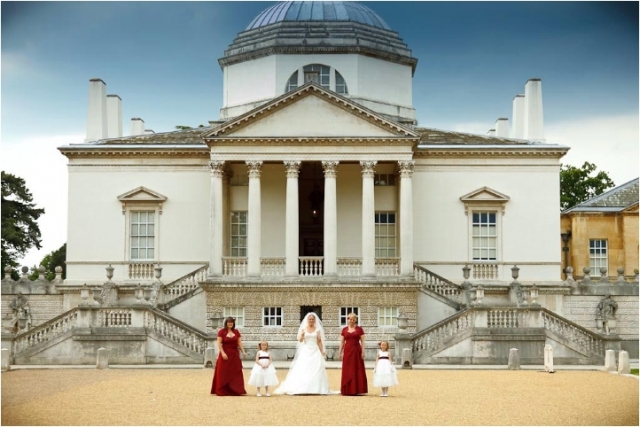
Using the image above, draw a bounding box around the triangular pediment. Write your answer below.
[460,187,510,203]
[203,82,419,140]
[117,186,167,214]
[117,186,167,202]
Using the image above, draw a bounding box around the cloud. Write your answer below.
[1,51,45,80]
[546,114,639,185]
[1,133,84,268]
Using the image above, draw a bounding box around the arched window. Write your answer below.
[286,71,298,92]
[336,71,348,95]
[285,65,349,95]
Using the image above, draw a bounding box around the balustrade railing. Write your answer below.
[375,258,400,276]
[472,263,498,280]
[144,310,207,355]
[413,265,461,299]
[99,309,133,327]
[13,309,78,354]
[541,309,605,357]
[412,309,475,356]
[337,258,362,276]
[299,257,324,277]
[261,258,286,277]
[164,265,208,301]
[222,257,248,277]
[487,309,529,328]
[129,262,155,280]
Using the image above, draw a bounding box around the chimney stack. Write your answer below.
[130,118,145,136]
[486,129,496,136]
[511,94,525,139]
[106,95,122,138]
[523,78,544,141]
[85,78,107,142]
[495,118,509,138]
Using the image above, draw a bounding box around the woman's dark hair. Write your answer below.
[224,317,236,330]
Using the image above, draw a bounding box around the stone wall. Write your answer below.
[205,284,418,343]
[1,294,65,330]
[562,295,638,340]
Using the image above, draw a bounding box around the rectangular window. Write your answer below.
[378,307,398,327]
[263,307,283,327]
[374,173,396,186]
[472,212,497,260]
[223,307,245,327]
[375,212,397,257]
[340,307,359,326]
[130,211,155,260]
[589,239,608,276]
[230,211,248,257]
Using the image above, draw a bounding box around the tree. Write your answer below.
[560,162,615,211]
[1,172,45,274]
[175,124,206,130]
[27,243,67,280]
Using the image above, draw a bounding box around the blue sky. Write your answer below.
[2,1,639,267]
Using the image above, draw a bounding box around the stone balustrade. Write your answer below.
[541,309,605,357]
[375,258,400,276]
[13,309,78,354]
[412,309,475,356]
[299,257,324,277]
[144,310,207,355]
[413,265,461,299]
[261,258,286,277]
[163,266,208,301]
[337,258,362,276]
[128,263,155,280]
[472,263,499,280]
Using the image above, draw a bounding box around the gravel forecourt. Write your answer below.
[2,368,638,426]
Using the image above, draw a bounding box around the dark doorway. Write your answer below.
[300,306,322,322]
[299,162,324,256]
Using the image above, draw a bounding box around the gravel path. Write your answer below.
[2,369,638,426]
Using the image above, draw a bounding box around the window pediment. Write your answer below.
[117,186,167,214]
[460,186,510,215]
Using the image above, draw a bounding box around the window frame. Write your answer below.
[230,211,248,257]
[377,307,398,328]
[339,307,360,327]
[129,210,156,261]
[471,211,498,261]
[262,307,283,327]
[223,307,245,327]
[375,211,397,258]
[589,239,608,276]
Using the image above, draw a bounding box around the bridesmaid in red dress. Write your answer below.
[338,312,368,395]
[211,317,248,396]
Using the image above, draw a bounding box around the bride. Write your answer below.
[274,312,330,395]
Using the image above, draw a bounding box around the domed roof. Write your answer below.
[246,1,391,31]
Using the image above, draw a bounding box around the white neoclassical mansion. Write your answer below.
[2,2,637,366]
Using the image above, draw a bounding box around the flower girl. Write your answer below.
[373,341,398,397]
[248,340,279,396]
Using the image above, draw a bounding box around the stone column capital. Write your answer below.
[360,160,377,177]
[209,160,225,178]
[246,161,263,179]
[322,161,339,178]
[398,160,415,177]
[284,161,302,178]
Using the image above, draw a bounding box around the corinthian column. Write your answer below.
[322,161,339,277]
[361,160,377,278]
[284,161,301,277]
[246,161,263,278]
[209,160,225,277]
[398,161,415,276]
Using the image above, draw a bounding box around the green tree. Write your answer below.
[560,162,615,211]
[1,172,45,275]
[27,243,67,280]
[175,124,206,130]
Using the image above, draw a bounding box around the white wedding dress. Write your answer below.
[274,331,330,395]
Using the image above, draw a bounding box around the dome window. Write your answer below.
[336,71,348,95]
[303,64,330,89]
[286,71,298,92]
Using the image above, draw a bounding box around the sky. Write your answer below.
[1,1,639,268]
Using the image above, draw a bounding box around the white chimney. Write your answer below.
[495,118,509,138]
[85,78,107,142]
[106,95,122,138]
[511,94,525,139]
[130,118,145,136]
[486,129,496,136]
[523,78,544,141]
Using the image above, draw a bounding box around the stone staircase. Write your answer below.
[157,265,208,311]
[414,264,462,310]
[408,306,613,365]
[10,305,209,364]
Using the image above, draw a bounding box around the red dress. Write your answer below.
[340,326,368,395]
[210,329,246,396]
